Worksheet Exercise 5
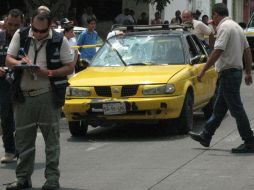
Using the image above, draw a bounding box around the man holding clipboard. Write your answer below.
[5,7,74,190]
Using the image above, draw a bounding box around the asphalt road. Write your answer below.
[1,79,254,190]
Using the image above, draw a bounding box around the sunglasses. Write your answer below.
[32,26,49,33]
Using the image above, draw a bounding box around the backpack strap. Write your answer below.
[46,29,63,69]
[46,30,67,108]
[12,27,32,104]
[19,27,32,56]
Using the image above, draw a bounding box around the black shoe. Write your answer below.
[42,183,60,190]
[231,143,254,153]
[6,180,32,190]
[189,131,211,147]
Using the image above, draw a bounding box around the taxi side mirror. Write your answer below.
[190,55,207,65]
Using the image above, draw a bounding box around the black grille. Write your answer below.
[121,85,139,97]
[94,86,112,97]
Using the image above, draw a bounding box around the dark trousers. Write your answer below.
[0,78,15,154]
[204,69,254,143]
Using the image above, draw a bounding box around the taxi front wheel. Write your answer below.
[174,92,194,134]
[68,121,88,137]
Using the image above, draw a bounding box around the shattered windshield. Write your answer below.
[91,34,185,67]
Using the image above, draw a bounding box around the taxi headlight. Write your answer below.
[165,84,175,94]
[143,84,175,95]
[66,87,91,97]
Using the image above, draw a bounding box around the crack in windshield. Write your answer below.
[92,35,185,67]
[105,40,127,66]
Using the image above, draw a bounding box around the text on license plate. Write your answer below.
[103,103,126,115]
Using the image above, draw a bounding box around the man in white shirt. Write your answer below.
[114,8,134,25]
[182,9,215,50]
[63,23,79,77]
[189,3,254,154]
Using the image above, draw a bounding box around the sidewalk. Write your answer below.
[149,117,254,190]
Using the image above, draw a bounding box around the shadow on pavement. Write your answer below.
[0,161,17,170]
[0,162,45,171]
[66,114,207,143]
[60,188,88,190]
[30,188,87,190]
[0,186,88,190]
[193,147,231,153]
[192,147,254,156]
[67,125,182,143]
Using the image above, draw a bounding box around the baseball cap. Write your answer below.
[60,18,71,27]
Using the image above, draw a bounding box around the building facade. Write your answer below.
[242,0,254,23]
[1,0,254,38]
[122,0,212,24]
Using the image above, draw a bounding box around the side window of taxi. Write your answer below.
[186,35,199,58]
[191,34,207,55]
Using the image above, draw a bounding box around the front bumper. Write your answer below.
[63,95,184,123]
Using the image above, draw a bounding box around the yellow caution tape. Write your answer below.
[204,35,209,39]
[71,44,103,49]
[244,32,254,36]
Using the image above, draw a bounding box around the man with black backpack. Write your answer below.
[5,8,74,190]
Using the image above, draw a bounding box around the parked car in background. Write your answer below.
[63,24,218,137]
[245,13,254,67]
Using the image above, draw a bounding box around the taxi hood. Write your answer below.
[69,65,186,86]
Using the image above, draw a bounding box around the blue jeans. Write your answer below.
[0,78,15,154]
[204,68,254,143]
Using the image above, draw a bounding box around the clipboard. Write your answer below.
[13,64,39,70]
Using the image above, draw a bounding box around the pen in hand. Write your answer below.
[19,48,32,64]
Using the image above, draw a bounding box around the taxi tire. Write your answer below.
[175,93,193,134]
[68,121,88,137]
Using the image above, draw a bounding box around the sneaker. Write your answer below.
[231,143,254,153]
[189,131,211,147]
[5,180,32,190]
[1,153,16,164]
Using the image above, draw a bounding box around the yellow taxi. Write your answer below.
[63,25,217,136]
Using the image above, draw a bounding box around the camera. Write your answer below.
[0,67,14,84]
[0,66,8,72]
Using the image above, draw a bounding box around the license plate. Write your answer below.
[103,103,126,115]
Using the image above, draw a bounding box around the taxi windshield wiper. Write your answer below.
[105,40,127,66]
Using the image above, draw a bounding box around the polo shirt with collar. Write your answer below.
[214,17,249,72]
[7,28,73,91]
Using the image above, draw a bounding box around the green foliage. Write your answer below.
[135,0,173,12]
